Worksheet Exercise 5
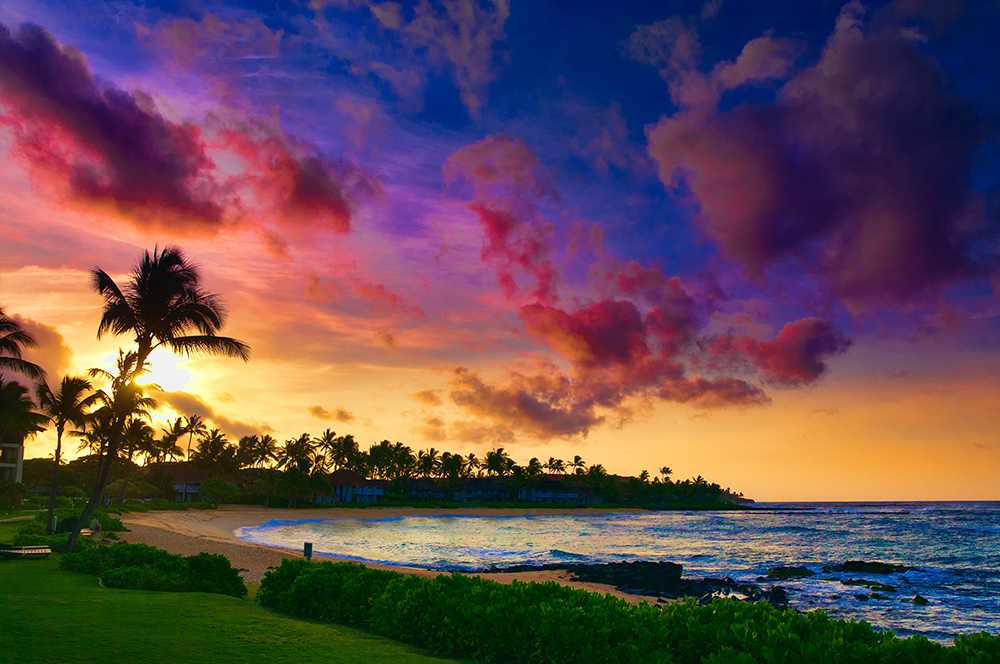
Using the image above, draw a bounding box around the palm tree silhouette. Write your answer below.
[116,417,154,507]
[65,247,249,552]
[0,306,44,381]
[0,377,48,475]
[181,415,208,501]
[36,376,97,533]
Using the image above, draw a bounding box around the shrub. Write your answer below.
[258,560,1000,664]
[61,543,247,598]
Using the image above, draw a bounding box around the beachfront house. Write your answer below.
[322,469,385,503]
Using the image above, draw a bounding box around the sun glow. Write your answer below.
[135,350,192,392]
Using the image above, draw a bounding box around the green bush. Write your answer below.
[258,560,1000,664]
[61,543,247,598]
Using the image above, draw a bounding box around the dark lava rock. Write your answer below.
[766,566,815,580]
[487,561,792,609]
[561,561,683,593]
[841,579,897,592]
[914,595,929,606]
[855,594,870,601]
[822,561,918,574]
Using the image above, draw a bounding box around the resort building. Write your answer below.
[322,469,385,503]
[160,462,212,502]
[0,437,23,483]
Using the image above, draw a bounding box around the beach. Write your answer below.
[119,505,662,605]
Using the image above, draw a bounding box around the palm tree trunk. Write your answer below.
[63,417,125,553]
[116,455,134,508]
[45,430,63,536]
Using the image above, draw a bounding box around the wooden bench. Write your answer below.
[0,544,50,559]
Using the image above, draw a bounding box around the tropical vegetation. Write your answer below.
[259,558,1000,664]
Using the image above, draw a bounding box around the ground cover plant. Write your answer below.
[61,541,248,597]
[0,556,468,664]
[259,559,1000,664]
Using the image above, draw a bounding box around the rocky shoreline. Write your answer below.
[481,559,932,611]
[484,560,791,608]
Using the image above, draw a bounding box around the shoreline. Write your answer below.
[118,505,663,605]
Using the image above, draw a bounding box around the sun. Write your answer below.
[134,349,192,392]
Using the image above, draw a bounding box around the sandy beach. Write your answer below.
[119,505,662,605]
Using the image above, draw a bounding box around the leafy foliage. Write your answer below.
[61,542,247,598]
[259,559,1000,664]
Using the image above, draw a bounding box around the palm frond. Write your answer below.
[167,335,251,361]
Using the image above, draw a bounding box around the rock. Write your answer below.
[855,594,870,601]
[870,593,890,600]
[913,595,929,606]
[822,561,918,574]
[841,579,897,592]
[767,565,815,580]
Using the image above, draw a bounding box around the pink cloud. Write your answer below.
[468,201,559,304]
[0,23,226,235]
[444,134,557,200]
[707,317,852,387]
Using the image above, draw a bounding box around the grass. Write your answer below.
[1,556,470,664]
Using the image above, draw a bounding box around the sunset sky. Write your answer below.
[1,0,998,501]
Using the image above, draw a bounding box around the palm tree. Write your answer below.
[181,415,208,502]
[464,453,481,477]
[314,429,339,466]
[84,352,156,504]
[0,306,44,381]
[417,448,440,478]
[545,457,565,475]
[484,448,511,478]
[236,435,259,469]
[35,376,97,534]
[116,417,154,507]
[192,429,236,478]
[255,434,279,468]
[65,247,250,553]
[0,376,48,458]
[571,455,586,475]
[277,434,315,474]
[156,418,186,497]
[660,466,673,483]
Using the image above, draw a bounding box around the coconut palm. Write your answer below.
[464,453,481,477]
[0,306,44,381]
[65,247,250,553]
[236,435,259,469]
[0,376,48,456]
[35,376,97,533]
[571,455,586,475]
[255,434,279,468]
[484,448,511,477]
[116,417,154,507]
[545,457,565,474]
[417,447,440,478]
[277,434,315,474]
[192,429,236,478]
[314,429,339,465]
[660,466,673,482]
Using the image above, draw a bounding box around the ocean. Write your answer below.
[237,501,1000,643]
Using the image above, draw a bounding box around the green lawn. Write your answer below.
[1,556,470,664]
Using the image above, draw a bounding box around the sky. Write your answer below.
[1,0,998,501]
